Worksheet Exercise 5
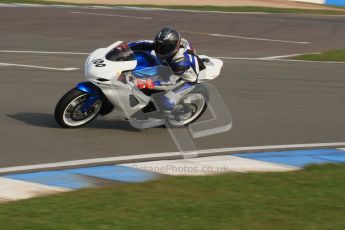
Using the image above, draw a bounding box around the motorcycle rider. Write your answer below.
[128,27,202,111]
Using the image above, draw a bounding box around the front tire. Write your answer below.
[54,88,102,128]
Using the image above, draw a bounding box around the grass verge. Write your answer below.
[292,50,345,62]
[1,164,345,229]
[0,0,345,15]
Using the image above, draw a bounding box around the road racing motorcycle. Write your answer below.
[54,41,223,129]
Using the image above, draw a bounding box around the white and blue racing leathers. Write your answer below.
[128,38,200,84]
[128,38,201,111]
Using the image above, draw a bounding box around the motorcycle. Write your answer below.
[54,41,223,129]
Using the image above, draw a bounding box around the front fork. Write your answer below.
[76,82,114,116]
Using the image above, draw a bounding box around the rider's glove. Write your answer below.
[135,79,145,89]
[145,79,155,89]
[135,79,155,89]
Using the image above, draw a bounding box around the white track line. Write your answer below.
[216,56,345,64]
[0,62,79,71]
[181,31,309,44]
[260,58,345,64]
[121,6,270,15]
[214,57,264,61]
[0,3,19,7]
[209,33,310,44]
[262,53,320,59]
[0,4,267,14]
[0,142,344,174]
[0,50,88,55]
[2,3,345,17]
[71,11,152,20]
[118,6,345,17]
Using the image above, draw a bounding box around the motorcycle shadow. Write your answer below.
[6,113,138,131]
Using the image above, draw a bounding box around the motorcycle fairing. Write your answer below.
[76,82,114,116]
[77,82,102,95]
[133,51,162,71]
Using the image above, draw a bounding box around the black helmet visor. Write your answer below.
[155,41,177,57]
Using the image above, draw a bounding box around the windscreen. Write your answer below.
[106,43,135,62]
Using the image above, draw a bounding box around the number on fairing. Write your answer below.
[92,59,106,67]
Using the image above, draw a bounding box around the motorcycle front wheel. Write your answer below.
[54,88,102,128]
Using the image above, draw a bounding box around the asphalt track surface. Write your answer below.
[0,5,344,168]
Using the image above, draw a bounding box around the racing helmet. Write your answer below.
[154,27,181,59]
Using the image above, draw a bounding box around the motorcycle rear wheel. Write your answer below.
[167,93,207,128]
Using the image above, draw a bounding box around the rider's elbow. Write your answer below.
[180,68,198,82]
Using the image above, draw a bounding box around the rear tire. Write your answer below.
[167,90,208,128]
[54,88,102,128]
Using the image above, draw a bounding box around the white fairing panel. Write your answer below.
[85,41,137,83]
[197,55,223,83]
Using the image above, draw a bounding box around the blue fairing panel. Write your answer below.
[76,82,101,95]
[133,51,162,70]
[76,82,114,116]
[132,66,159,79]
